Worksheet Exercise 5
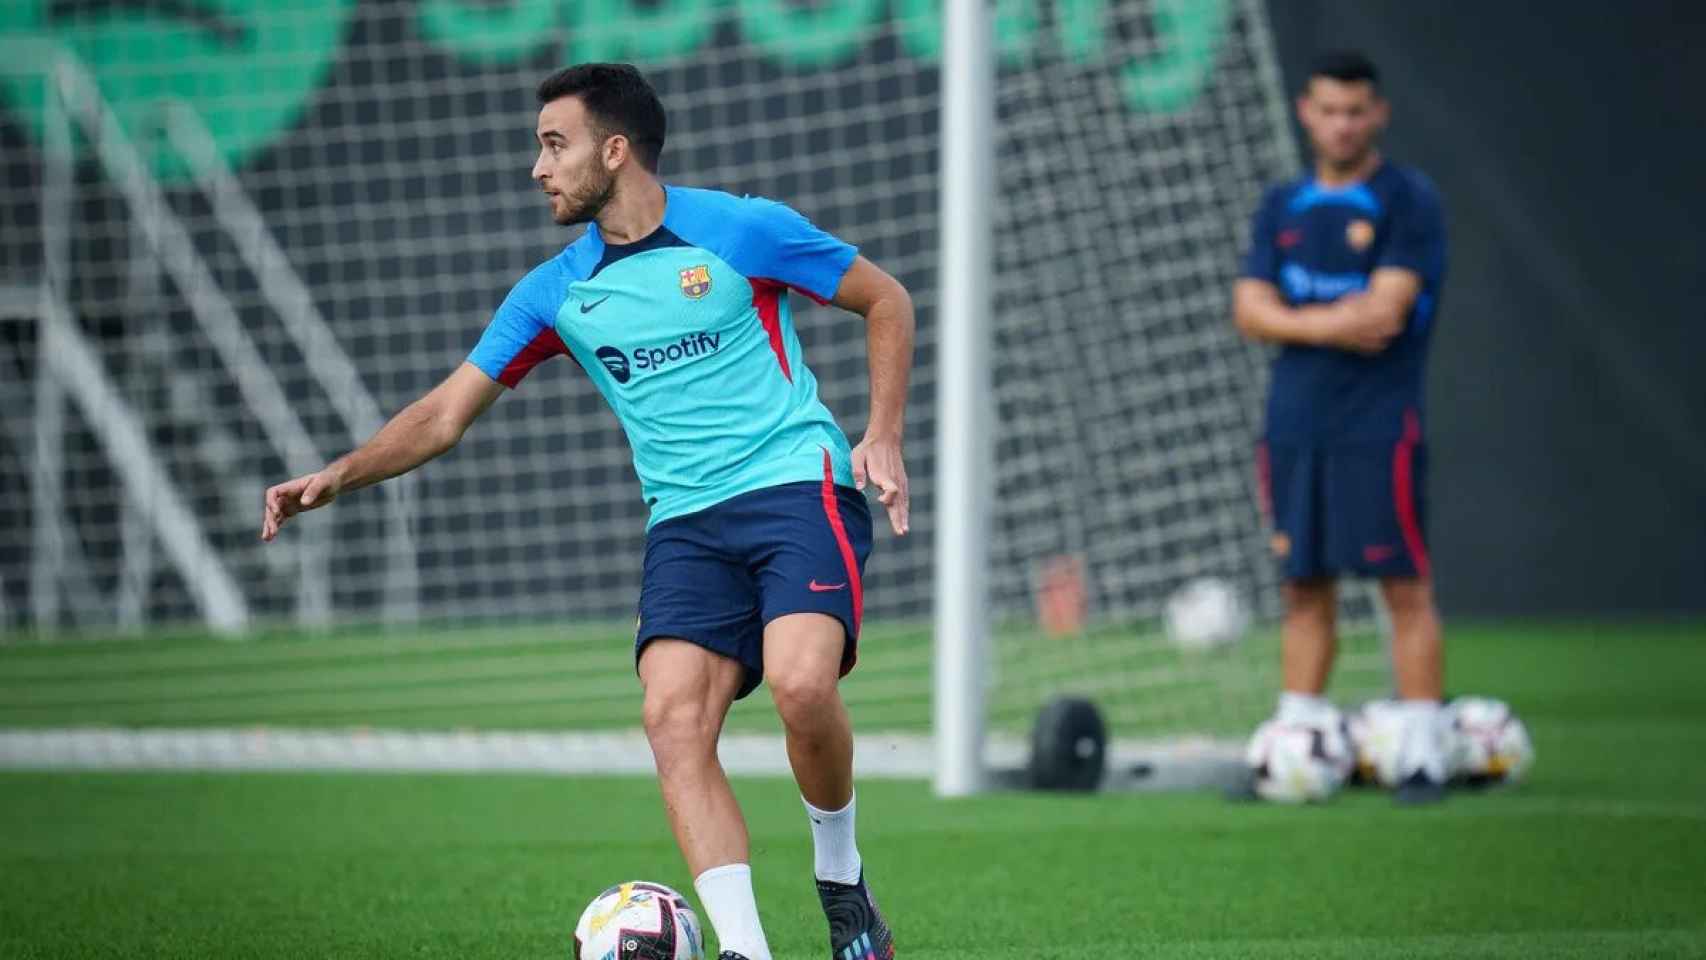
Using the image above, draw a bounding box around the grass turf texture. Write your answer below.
[0,617,1393,737]
[3,623,1705,958]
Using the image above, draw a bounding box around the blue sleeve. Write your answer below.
[733,198,859,303]
[1378,179,1446,279]
[1239,190,1282,284]
[468,259,568,388]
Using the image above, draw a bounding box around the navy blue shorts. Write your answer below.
[636,477,873,700]
[1258,429,1430,582]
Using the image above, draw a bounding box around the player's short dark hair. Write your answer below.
[536,63,666,172]
[1307,50,1380,92]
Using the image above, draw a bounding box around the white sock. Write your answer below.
[803,792,863,885]
[1277,691,1331,724]
[1395,698,1448,783]
[693,863,772,960]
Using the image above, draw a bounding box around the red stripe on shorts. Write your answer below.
[820,448,863,645]
[1392,409,1431,579]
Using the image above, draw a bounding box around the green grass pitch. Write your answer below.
[2,622,1704,958]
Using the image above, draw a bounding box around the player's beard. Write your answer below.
[555,161,616,226]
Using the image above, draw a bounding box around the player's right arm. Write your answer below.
[260,364,502,541]
[1232,185,1400,354]
[262,257,568,542]
[1233,279,1398,354]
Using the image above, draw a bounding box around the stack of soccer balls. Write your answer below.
[1243,695,1534,803]
[1348,695,1536,790]
[575,881,705,960]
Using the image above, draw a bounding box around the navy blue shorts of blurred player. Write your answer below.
[1259,420,1431,581]
[636,474,873,699]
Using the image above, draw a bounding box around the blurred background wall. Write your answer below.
[2,0,1701,630]
[1,0,1299,632]
[1269,0,1706,617]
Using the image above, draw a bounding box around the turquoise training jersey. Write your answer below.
[467,185,860,526]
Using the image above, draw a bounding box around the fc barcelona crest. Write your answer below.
[679,264,712,299]
[1345,218,1375,252]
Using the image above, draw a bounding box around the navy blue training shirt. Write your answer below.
[1241,161,1447,444]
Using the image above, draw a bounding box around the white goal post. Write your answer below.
[933,0,996,798]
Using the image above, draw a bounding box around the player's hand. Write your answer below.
[1321,294,1400,355]
[852,432,910,536]
[260,468,342,541]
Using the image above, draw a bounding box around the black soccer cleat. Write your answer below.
[817,872,895,960]
[718,953,751,960]
[1394,769,1447,806]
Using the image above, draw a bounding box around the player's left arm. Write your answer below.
[1336,267,1421,353]
[832,256,914,536]
[1340,177,1445,353]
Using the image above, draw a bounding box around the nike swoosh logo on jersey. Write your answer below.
[579,294,611,314]
[808,580,847,592]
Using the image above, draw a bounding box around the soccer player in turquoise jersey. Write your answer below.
[262,64,910,960]
[1233,51,1449,805]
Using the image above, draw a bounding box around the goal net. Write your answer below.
[0,0,1388,758]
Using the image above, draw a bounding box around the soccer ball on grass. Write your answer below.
[1243,708,1355,803]
[575,881,704,960]
[1447,696,1534,786]
[1163,576,1250,651]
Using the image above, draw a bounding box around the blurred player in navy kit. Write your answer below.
[1234,51,1450,803]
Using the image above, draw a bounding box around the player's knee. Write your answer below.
[641,689,719,759]
[1283,580,1336,619]
[1381,577,1436,617]
[766,662,839,728]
